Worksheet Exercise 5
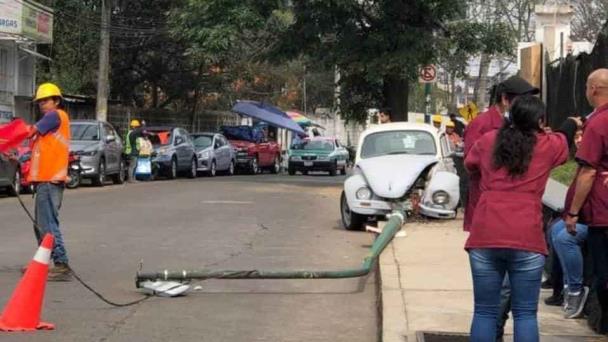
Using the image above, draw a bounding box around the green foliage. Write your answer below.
[551,160,577,185]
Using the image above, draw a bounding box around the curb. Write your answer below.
[379,241,409,342]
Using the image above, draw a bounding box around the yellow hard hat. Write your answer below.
[130,119,141,128]
[34,83,63,102]
[446,121,455,128]
[432,114,443,123]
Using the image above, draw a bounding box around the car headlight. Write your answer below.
[290,155,301,161]
[198,151,210,159]
[356,187,372,200]
[317,155,330,161]
[432,191,450,205]
[77,150,97,157]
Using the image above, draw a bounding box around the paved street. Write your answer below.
[0,174,380,342]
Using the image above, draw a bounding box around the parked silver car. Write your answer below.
[190,133,235,177]
[148,127,197,179]
[0,152,19,196]
[70,120,126,186]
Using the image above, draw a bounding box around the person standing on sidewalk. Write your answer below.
[465,95,580,341]
[26,83,72,281]
[124,119,142,182]
[377,108,392,124]
[564,68,608,331]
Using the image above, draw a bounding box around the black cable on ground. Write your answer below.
[13,186,151,307]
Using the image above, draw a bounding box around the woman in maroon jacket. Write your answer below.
[465,95,579,341]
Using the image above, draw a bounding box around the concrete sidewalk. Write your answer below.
[379,217,601,342]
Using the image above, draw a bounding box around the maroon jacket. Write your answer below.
[462,105,504,231]
[464,130,569,255]
[565,103,608,227]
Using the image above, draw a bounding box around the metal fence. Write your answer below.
[546,23,608,127]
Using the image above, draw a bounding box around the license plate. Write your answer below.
[304,161,313,167]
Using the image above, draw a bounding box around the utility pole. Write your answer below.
[96,0,111,122]
[302,65,307,115]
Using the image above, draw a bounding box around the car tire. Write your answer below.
[67,168,81,189]
[341,191,366,231]
[7,168,20,196]
[208,160,217,177]
[112,160,126,184]
[92,158,106,187]
[288,163,296,176]
[270,155,280,174]
[227,160,235,176]
[168,157,178,179]
[340,165,347,175]
[188,157,197,179]
[250,156,259,175]
[329,162,338,176]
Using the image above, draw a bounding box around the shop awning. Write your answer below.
[232,100,306,135]
[18,47,52,61]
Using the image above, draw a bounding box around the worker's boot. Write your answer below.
[48,262,72,281]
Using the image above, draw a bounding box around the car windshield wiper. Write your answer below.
[386,151,410,155]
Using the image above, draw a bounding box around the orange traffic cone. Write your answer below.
[0,233,55,332]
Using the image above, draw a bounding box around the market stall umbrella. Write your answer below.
[232,100,306,135]
[286,111,325,129]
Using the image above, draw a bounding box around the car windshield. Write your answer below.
[149,130,172,146]
[70,124,100,141]
[192,135,213,149]
[292,140,334,151]
[360,130,436,159]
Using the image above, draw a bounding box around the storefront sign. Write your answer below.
[0,0,53,43]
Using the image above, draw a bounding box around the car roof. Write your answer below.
[190,132,216,136]
[362,122,438,136]
[146,126,177,131]
[305,136,336,141]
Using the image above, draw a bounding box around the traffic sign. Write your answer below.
[419,65,437,83]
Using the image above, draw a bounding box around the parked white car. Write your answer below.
[340,122,460,230]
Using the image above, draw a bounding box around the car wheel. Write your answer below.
[188,158,197,179]
[92,159,106,187]
[288,163,295,176]
[227,160,235,176]
[168,157,178,179]
[112,160,126,184]
[329,162,338,176]
[8,168,20,196]
[67,168,81,189]
[340,165,347,175]
[208,160,217,177]
[341,191,366,231]
[250,156,259,175]
[270,156,280,174]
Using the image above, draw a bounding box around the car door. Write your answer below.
[172,129,185,168]
[334,139,347,168]
[0,153,9,185]
[219,136,231,169]
[212,136,224,169]
[102,123,120,173]
[439,133,457,173]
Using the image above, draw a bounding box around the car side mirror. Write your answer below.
[175,137,183,145]
[106,135,116,143]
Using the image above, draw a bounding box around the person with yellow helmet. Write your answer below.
[26,82,72,281]
[432,114,443,130]
[124,119,143,182]
[445,120,462,147]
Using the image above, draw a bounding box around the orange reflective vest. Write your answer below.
[28,110,71,183]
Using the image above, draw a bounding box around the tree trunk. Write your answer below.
[474,53,491,111]
[449,71,458,113]
[191,87,200,132]
[151,81,158,108]
[383,75,409,122]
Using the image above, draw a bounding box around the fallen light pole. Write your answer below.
[135,211,405,290]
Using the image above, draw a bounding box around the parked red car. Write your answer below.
[221,126,281,174]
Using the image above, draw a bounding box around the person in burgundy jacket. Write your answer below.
[564,68,608,331]
[463,76,540,232]
[465,95,580,341]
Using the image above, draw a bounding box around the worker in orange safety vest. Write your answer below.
[26,82,72,281]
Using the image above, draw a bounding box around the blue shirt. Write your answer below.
[35,111,60,135]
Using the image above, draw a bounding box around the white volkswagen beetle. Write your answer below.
[341,122,460,230]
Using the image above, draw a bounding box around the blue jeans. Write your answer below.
[469,248,545,342]
[35,183,68,264]
[549,220,588,293]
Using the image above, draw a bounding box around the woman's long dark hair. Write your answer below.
[493,95,544,177]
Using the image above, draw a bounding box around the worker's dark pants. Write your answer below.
[588,228,608,333]
[34,183,68,265]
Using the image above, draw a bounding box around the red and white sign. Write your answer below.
[419,65,437,83]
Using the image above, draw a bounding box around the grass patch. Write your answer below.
[551,160,577,185]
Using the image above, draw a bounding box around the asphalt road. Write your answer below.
[0,173,380,342]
